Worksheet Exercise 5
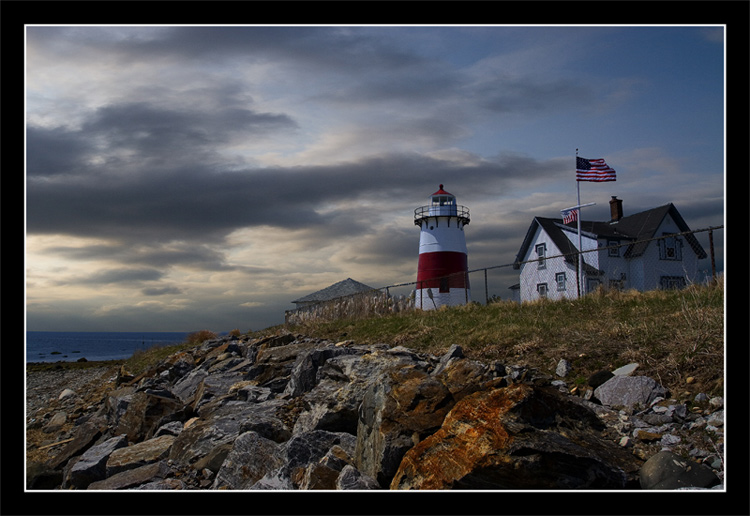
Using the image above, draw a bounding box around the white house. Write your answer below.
[513,197,707,301]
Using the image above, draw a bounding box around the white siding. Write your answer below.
[519,225,588,302]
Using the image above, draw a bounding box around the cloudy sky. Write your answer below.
[25,25,726,332]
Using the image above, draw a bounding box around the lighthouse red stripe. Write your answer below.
[417,252,469,290]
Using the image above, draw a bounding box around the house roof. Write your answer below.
[292,278,376,304]
[514,203,707,269]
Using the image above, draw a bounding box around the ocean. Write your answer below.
[26,331,192,363]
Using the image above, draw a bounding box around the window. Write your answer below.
[660,276,686,289]
[607,240,619,257]
[537,283,548,298]
[659,234,683,261]
[556,272,566,291]
[535,243,546,269]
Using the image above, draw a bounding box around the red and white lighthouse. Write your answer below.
[414,184,470,310]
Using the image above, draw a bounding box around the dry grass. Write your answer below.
[283,278,724,399]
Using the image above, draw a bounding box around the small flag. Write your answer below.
[576,157,616,182]
[561,207,578,224]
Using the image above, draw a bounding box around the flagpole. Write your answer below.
[576,149,583,298]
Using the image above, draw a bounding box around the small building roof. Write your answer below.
[292,278,376,304]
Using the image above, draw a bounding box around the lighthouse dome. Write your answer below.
[414,184,470,225]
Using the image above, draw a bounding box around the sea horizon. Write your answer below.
[26,330,194,363]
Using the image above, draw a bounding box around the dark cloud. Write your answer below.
[27,100,564,251]
[65,267,164,285]
[141,286,184,296]
[26,126,96,177]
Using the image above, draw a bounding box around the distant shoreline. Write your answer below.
[26,359,125,372]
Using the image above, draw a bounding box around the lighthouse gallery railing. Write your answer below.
[414,205,470,225]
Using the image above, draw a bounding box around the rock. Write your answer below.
[66,434,128,488]
[212,431,284,489]
[431,344,464,376]
[336,464,380,490]
[89,460,172,490]
[43,411,67,433]
[594,375,668,409]
[28,331,724,492]
[113,389,187,442]
[59,389,76,400]
[283,345,360,397]
[612,363,639,376]
[555,359,572,377]
[355,365,458,487]
[639,450,720,490]
[588,370,614,389]
[26,461,64,490]
[106,435,176,476]
[391,384,640,490]
[46,421,103,470]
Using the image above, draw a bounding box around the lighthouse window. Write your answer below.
[432,196,454,206]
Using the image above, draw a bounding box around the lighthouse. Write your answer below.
[414,184,470,309]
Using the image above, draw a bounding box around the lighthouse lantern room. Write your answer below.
[413,185,470,310]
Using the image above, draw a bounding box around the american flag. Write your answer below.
[576,157,616,182]
[561,208,578,224]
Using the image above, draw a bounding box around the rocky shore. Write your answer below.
[26,332,725,492]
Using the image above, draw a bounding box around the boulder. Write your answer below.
[106,434,176,476]
[391,383,640,490]
[355,366,455,487]
[66,434,128,488]
[113,389,187,442]
[46,421,103,470]
[42,411,67,433]
[212,431,285,489]
[89,460,172,490]
[639,450,720,490]
[336,464,380,490]
[594,375,668,409]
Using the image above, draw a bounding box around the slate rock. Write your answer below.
[106,434,176,476]
[46,421,103,470]
[67,434,128,489]
[212,431,284,489]
[336,464,380,490]
[89,460,172,490]
[594,375,668,409]
[555,359,572,378]
[639,450,720,490]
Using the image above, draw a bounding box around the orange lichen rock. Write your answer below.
[391,383,639,490]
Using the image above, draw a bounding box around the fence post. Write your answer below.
[484,269,489,305]
[708,229,717,284]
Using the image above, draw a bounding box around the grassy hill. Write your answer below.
[283,278,725,399]
[73,278,722,402]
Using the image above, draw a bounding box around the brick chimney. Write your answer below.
[609,196,623,222]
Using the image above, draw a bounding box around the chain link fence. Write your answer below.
[285,226,723,325]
